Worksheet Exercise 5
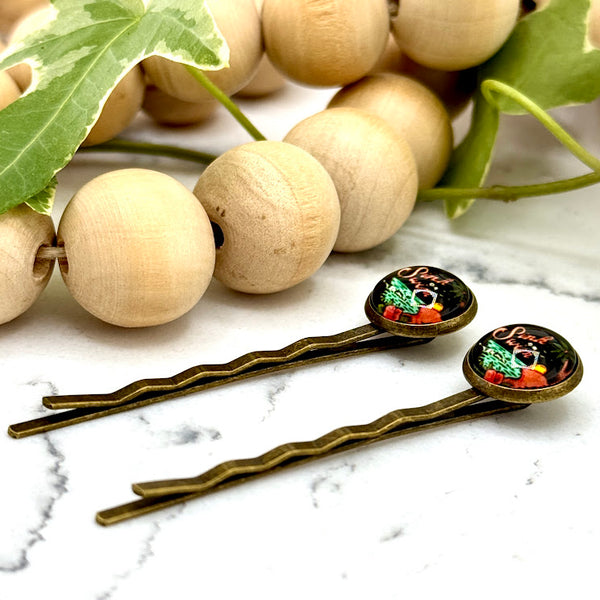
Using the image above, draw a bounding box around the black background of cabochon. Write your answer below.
[467,324,579,386]
[369,266,474,323]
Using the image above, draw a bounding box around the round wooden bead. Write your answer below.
[391,0,521,71]
[142,85,218,127]
[371,35,476,119]
[0,204,55,325]
[0,69,21,111]
[143,0,262,103]
[0,0,48,35]
[81,66,145,147]
[262,0,390,87]
[6,5,54,92]
[236,0,285,98]
[193,141,340,294]
[328,73,453,189]
[284,107,417,253]
[58,169,216,327]
[236,54,286,98]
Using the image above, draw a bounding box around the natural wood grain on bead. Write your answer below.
[143,0,262,103]
[262,0,390,87]
[58,169,216,327]
[284,107,417,253]
[391,0,521,71]
[0,205,55,325]
[81,66,145,146]
[329,74,453,189]
[142,85,218,127]
[193,141,340,294]
[0,0,48,35]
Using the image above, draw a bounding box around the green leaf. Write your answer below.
[439,92,500,219]
[480,0,600,113]
[436,0,600,217]
[0,0,228,215]
[25,177,58,215]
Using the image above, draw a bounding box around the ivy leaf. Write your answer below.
[25,177,58,216]
[0,0,228,215]
[441,0,600,217]
[440,93,500,219]
[481,0,600,113]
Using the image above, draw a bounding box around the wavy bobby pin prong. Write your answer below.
[95,323,582,526]
[8,265,476,439]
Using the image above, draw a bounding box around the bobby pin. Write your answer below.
[96,323,582,526]
[8,265,477,438]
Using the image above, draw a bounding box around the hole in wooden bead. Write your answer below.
[33,243,66,280]
[211,221,225,250]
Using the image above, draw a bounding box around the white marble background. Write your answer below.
[1,82,599,599]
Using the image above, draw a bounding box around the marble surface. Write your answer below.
[1,81,599,599]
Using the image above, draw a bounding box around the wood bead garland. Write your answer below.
[0,205,55,325]
[262,0,390,87]
[193,141,340,294]
[391,0,521,71]
[143,0,262,103]
[284,107,417,253]
[57,169,216,328]
[328,73,454,190]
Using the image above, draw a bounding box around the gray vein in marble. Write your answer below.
[380,527,405,542]
[26,378,59,401]
[526,459,543,486]
[310,462,357,509]
[0,435,67,574]
[164,425,222,446]
[447,260,600,304]
[261,377,288,421]
[96,507,184,600]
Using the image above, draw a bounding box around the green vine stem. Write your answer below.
[78,139,217,165]
[420,79,600,203]
[184,66,267,142]
[419,172,600,202]
[481,79,600,172]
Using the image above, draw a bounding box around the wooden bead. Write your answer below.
[391,0,521,71]
[0,204,55,325]
[6,5,54,92]
[143,0,262,103]
[371,35,476,119]
[142,85,218,127]
[0,0,48,35]
[328,73,453,189]
[81,66,145,146]
[284,107,417,253]
[262,0,390,87]
[0,69,21,111]
[236,0,285,97]
[193,141,340,294]
[236,54,286,98]
[58,169,216,327]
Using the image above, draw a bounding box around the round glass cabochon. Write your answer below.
[467,324,580,391]
[368,266,474,327]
